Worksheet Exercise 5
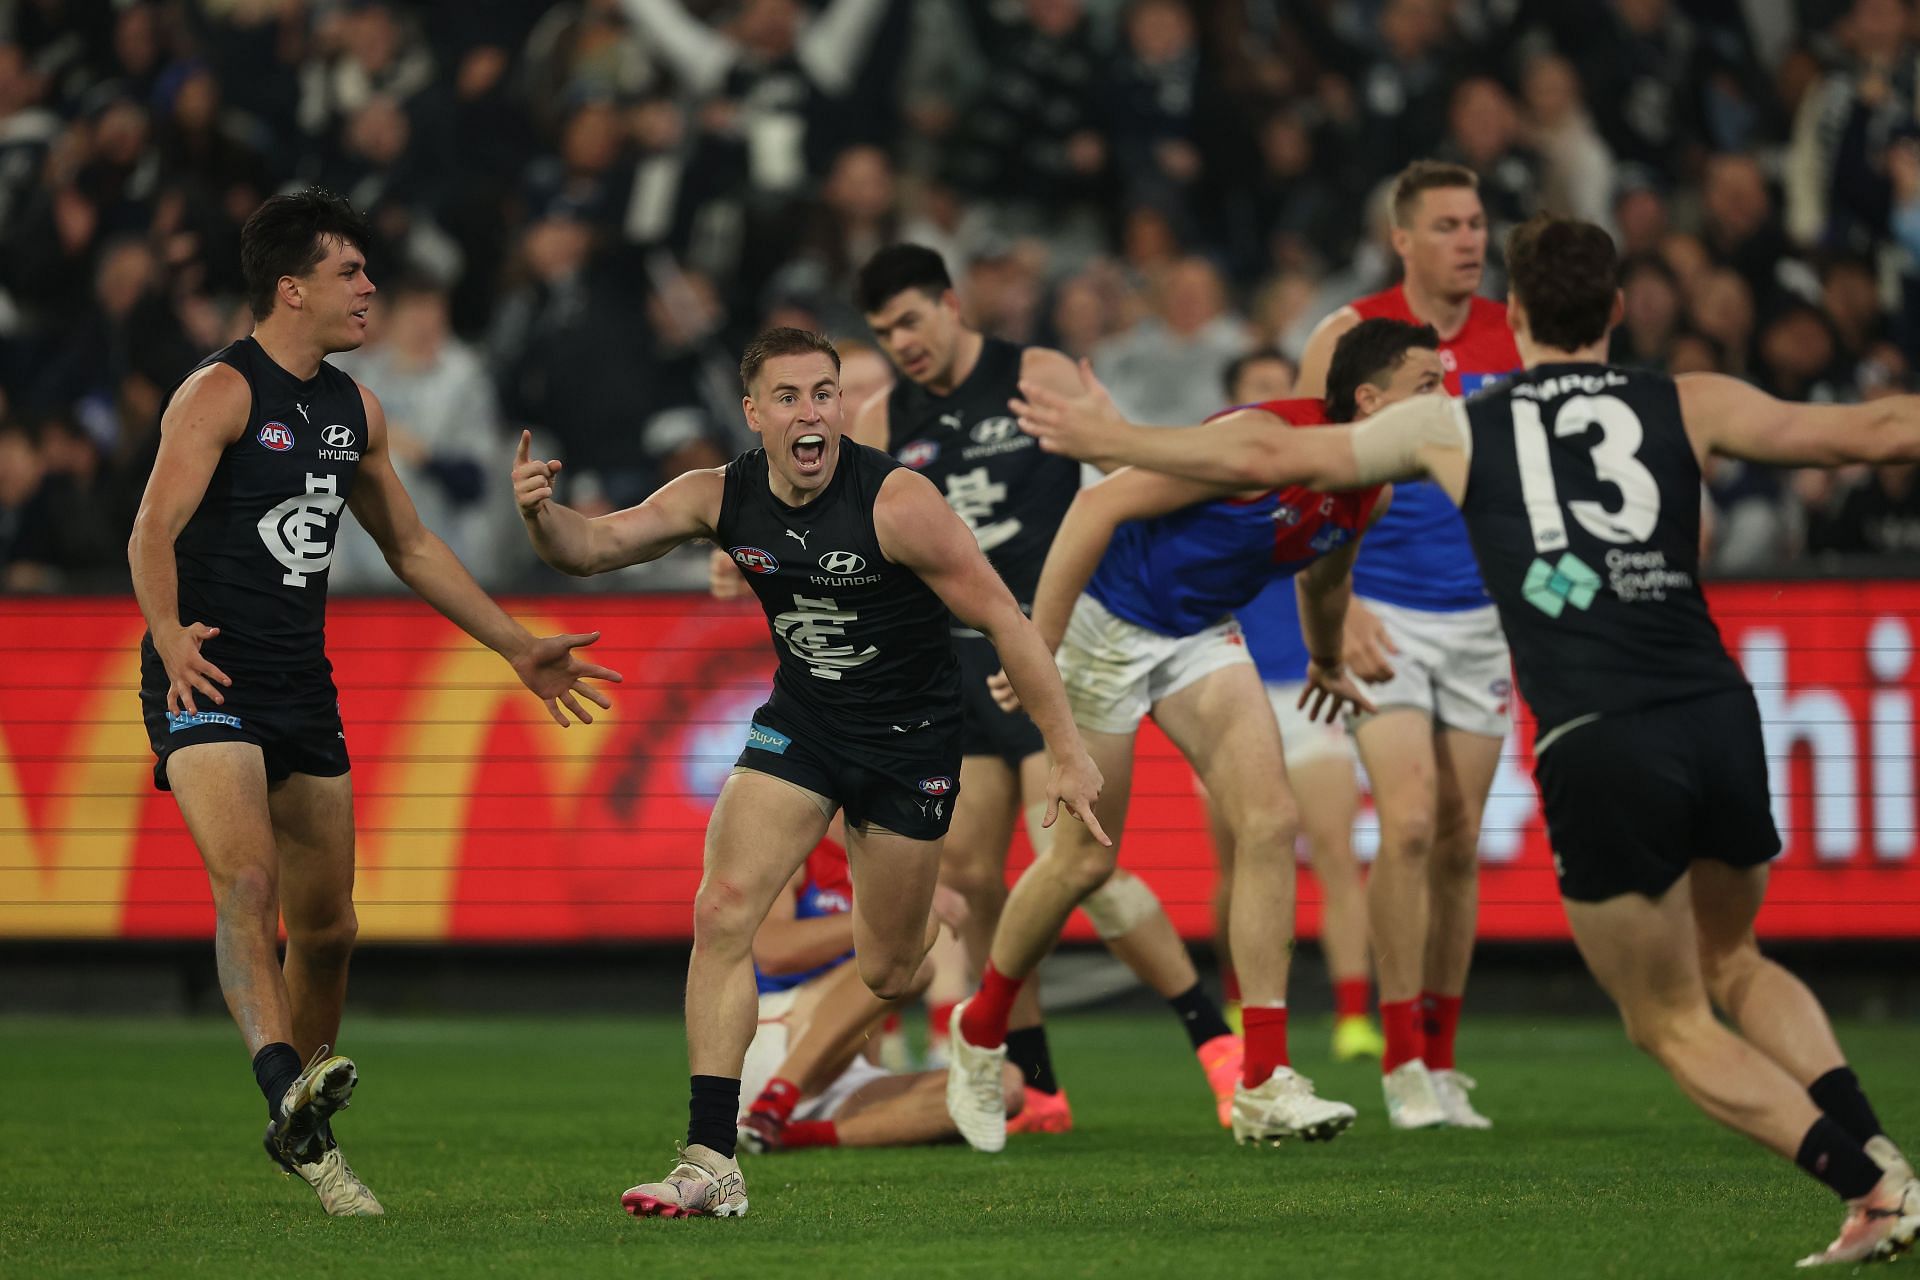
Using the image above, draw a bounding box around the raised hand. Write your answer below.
[513,430,562,517]
[510,630,623,727]
[1011,358,1128,462]
[157,622,231,715]
[1044,747,1111,847]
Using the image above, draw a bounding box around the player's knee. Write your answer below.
[691,878,759,949]
[1698,939,1763,1013]
[1376,805,1438,860]
[1082,871,1161,940]
[859,953,920,1002]
[940,851,1006,907]
[287,905,357,968]
[1224,803,1300,868]
[213,863,278,923]
[1055,843,1119,899]
[1620,1001,1708,1062]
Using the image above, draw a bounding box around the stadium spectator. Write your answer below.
[1094,256,1250,426]
[1521,52,1615,230]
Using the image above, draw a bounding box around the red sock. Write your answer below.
[750,1077,801,1124]
[1222,967,1241,1003]
[1421,991,1463,1071]
[781,1119,838,1149]
[1333,978,1370,1021]
[1380,999,1423,1073]
[958,964,1023,1048]
[1241,1005,1289,1087]
[927,1000,959,1039]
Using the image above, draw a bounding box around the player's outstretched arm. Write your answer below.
[873,469,1111,846]
[513,430,724,575]
[1014,361,1357,490]
[1678,373,1920,468]
[353,395,623,727]
[127,363,250,715]
[1028,466,1247,654]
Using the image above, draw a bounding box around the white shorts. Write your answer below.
[1267,680,1357,768]
[742,983,893,1121]
[1352,599,1512,739]
[1057,594,1253,735]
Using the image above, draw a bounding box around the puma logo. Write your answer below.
[785,528,810,550]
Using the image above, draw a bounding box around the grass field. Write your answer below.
[2,1012,1915,1278]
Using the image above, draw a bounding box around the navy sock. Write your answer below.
[1168,982,1234,1050]
[1005,1026,1060,1095]
[1809,1066,1886,1146]
[1796,1115,1885,1201]
[253,1042,302,1122]
[688,1075,741,1159]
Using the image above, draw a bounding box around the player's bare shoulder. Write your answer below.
[163,360,252,442]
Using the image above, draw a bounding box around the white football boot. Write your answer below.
[943,999,1008,1153]
[1231,1067,1357,1145]
[1382,1059,1448,1130]
[1431,1069,1493,1129]
[621,1144,749,1219]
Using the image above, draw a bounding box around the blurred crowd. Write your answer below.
[4,0,1920,592]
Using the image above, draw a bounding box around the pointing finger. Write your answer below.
[1042,794,1059,829]
[516,430,531,465]
[1081,801,1112,847]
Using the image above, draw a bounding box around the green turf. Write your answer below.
[1,1013,1914,1278]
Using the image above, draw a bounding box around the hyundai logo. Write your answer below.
[971,416,1020,444]
[818,551,867,575]
[322,425,357,449]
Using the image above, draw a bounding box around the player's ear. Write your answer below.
[279,274,302,312]
[1608,289,1626,335]
[742,394,762,436]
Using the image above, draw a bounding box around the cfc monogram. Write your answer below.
[258,472,346,587]
[772,593,879,680]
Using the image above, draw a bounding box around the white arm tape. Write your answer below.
[1348,395,1472,486]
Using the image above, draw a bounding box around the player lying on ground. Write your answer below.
[1208,348,1384,1065]
[514,326,1107,1219]
[1013,213,1918,1267]
[739,833,1025,1151]
[128,189,618,1217]
[947,319,1445,1152]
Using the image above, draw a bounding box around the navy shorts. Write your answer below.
[139,642,349,792]
[734,705,961,842]
[1534,686,1780,903]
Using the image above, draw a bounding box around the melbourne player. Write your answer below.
[1016,215,1918,1267]
[514,327,1106,1219]
[127,189,619,1215]
[738,833,1025,1151]
[948,320,1447,1152]
[849,245,1242,1130]
[1212,351,1382,1063]
[1293,160,1521,1128]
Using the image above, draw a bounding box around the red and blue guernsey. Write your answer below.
[1086,398,1383,638]
[755,839,854,995]
[1348,286,1521,612]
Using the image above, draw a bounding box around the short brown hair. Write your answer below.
[1389,160,1479,228]
[1506,214,1619,351]
[740,327,841,395]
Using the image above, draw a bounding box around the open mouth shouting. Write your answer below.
[793,432,827,474]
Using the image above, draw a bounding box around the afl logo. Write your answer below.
[971,416,1019,445]
[817,551,867,575]
[732,546,779,573]
[917,776,954,796]
[322,425,357,449]
[899,440,939,470]
[258,422,295,451]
